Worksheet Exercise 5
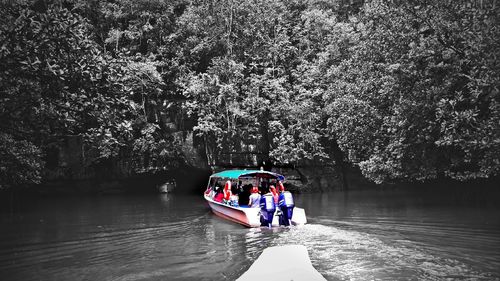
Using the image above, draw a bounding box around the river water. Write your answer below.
[1,188,499,280]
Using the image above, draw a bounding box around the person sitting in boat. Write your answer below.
[260,188,276,228]
[229,194,239,206]
[210,181,222,202]
[237,180,244,193]
[213,187,224,203]
[248,186,261,208]
[277,181,294,226]
[223,180,232,204]
[229,182,239,206]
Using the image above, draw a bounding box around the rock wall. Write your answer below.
[41,132,211,194]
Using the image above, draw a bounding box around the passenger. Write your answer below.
[238,184,252,206]
[260,188,276,228]
[223,180,232,204]
[214,190,224,202]
[260,181,268,192]
[278,182,294,226]
[230,193,239,207]
[237,181,243,193]
[248,186,261,208]
[211,184,221,200]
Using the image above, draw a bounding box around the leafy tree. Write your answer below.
[0,4,111,188]
[0,2,179,188]
[0,133,43,189]
[324,1,500,183]
[185,57,247,165]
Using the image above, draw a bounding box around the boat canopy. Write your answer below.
[210,170,285,181]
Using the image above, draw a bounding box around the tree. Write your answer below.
[324,1,500,183]
[0,2,179,188]
[185,57,247,165]
[0,4,111,188]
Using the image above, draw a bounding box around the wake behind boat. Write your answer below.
[204,170,307,227]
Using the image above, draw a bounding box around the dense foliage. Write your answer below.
[0,0,498,189]
[324,1,500,183]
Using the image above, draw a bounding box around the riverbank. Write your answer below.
[2,171,498,202]
[22,166,210,195]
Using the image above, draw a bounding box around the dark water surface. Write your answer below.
[1,188,499,280]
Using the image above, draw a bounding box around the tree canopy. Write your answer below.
[1,0,498,189]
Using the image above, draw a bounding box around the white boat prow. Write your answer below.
[237,245,326,281]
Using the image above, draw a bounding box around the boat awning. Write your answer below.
[210,170,285,181]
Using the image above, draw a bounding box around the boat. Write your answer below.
[204,169,307,227]
[158,180,176,193]
[237,245,326,281]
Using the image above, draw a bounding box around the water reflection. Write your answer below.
[0,190,499,280]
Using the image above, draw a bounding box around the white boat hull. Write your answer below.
[204,195,307,227]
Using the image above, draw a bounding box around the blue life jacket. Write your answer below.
[260,194,276,212]
[278,191,294,208]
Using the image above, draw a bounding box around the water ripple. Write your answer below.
[274,223,498,280]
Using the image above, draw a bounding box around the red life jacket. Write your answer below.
[223,180,232,201]
[214,192,224,202]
